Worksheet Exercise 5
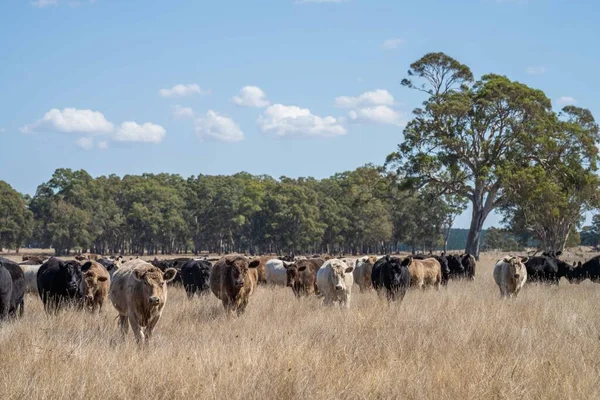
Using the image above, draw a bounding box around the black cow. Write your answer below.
[524,254,572,285]
[414,254,450,285]
[371,255,410,302]
[37,257,83,312]
[447,254,476,280]
[0,257,25,320]
[181,259,212,298]
[567,256,600,284]
[151,258,188,284]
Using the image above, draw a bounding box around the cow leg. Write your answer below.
[118,315,129,338]
[341,293,350,309]
[185,285,195,299]
[145,316,160,342]
[129,317,145,343]
[323,296,333,306]
[236,299,248,316]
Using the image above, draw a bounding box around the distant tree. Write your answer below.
[0,181,33,252]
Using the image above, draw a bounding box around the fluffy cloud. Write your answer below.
[75,137,94,150]
[347,105,405,126]
[172,105,194,119]
[382,38,404,49]
[232,86,270,108]
[159,84,208,98]
[335,89,394,108]
[258,104,346,137]
[556,96,577,107]
[526,66,546,75]
[113,122,166,143]
[31,0,58,7]
[195,110,244,142]
[20,108,114,134]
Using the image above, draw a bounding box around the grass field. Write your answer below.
[1,252,599,399]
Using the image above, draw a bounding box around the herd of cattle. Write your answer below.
[0,250,599,343]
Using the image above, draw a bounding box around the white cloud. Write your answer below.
[232,86,270,108]
[347,105,405,126]
[556,96,577,107]
[526,66,546,75]
[335,89,394,108]
[97,141,109,150]
[258,104,346,137]
[31,0,58,7]
[195,110,244,142]
[75,137,94,150]
[20,108,114,134]
[295,0,349,3]
[172,105,194,119]
[159,84,208,98]
[113,121,166,143]
[382,38,404,49]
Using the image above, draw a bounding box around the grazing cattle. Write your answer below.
[353,256,378,292]
[97,258,120,278]
[316,259,354,308]
[265,259,292,286]
[210,255,260,315]
[403,256,442,289]
[371,255,410,302]
[79,261,110,312]
[109,259,176,343]
[285,258,324,297]
[525,255,572,285]
[181,259,212,298]
[567,256,600,284]
[494,256,528,298]
[19,264,41,293]
[0,257,25,320]
[37,258,83,313]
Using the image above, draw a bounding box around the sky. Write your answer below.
[1,0,598,229]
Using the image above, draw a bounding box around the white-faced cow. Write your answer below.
[316,259,354,308]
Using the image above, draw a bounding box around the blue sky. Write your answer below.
[1,0,598,228]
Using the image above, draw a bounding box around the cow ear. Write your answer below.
[503,256,512,263]
[172,261,179,267]
[163,268,177,282]
[345,267,354,273]
[555,251,562,257]
[98,276,109,282]
[401,257,411,267]
[132,269,145,281]
[298,266,307,272]
[520,257,529,264]
[248,260,260,269]
[81,261,93,272]
[385,255,390,262]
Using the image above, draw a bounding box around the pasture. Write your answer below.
[1,252,599,399]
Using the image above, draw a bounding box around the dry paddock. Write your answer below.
[1,254,600,400]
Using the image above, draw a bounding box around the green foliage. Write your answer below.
[0,181,33,251]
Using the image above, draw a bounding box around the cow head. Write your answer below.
[284,262,298,287]
[59,260,83,296]
[503,256,528,279]
[226,257,259,288]
[132,266,177,307]
[79,264,109,304]
[329,260,353,291]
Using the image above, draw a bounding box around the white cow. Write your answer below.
[19,264,42,293]
[316,259,354,308]
[493,256,528,298]
[265,259,292,286]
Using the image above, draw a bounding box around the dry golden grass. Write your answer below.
[1,253,600,399]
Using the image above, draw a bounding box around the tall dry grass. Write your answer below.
[1,254,599,399]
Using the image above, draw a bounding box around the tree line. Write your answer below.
[1,52,599,257]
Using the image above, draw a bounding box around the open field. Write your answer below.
[1,253,600,399]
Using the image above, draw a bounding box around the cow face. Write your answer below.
[503,256,528,279]
[284,263,299,287]
[226,257,259,288]
[330,262,353,291]
[385,256,406,287]
[81,270,108,303]
[133,267,177,306]
[60,260,82,296]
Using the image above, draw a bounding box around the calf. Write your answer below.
[353,256,378,292]
[79,261,110,312]
[109,259,176,343]
[493,256,528,298]
[316,259,354,308]
[371,255,410,302]
[403,256,442,289]
[181,259,212,298]
[285,258,324,297]
[210,255,260,315]
[37,258,82,313]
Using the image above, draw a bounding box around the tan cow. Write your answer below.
[353,256,378,292]
[109,259,176,343]
[493,256,528,298]
[248,256,271,284]
[79,261,110,312]
[210,255,260,315]
[403,256,442,289]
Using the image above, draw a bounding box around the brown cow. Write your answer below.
[79,260,110,312]
[402,256,442,289]
[210,255,260,315]
[285,258,324,297]
[248,256,270,284]
[109,259,176,343]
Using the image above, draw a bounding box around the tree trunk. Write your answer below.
[465,187,496,260]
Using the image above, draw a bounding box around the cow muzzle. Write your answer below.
[234,280,244,288]
[149,296,160,305]
[335,285,343,291]
[514,274,520,279]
